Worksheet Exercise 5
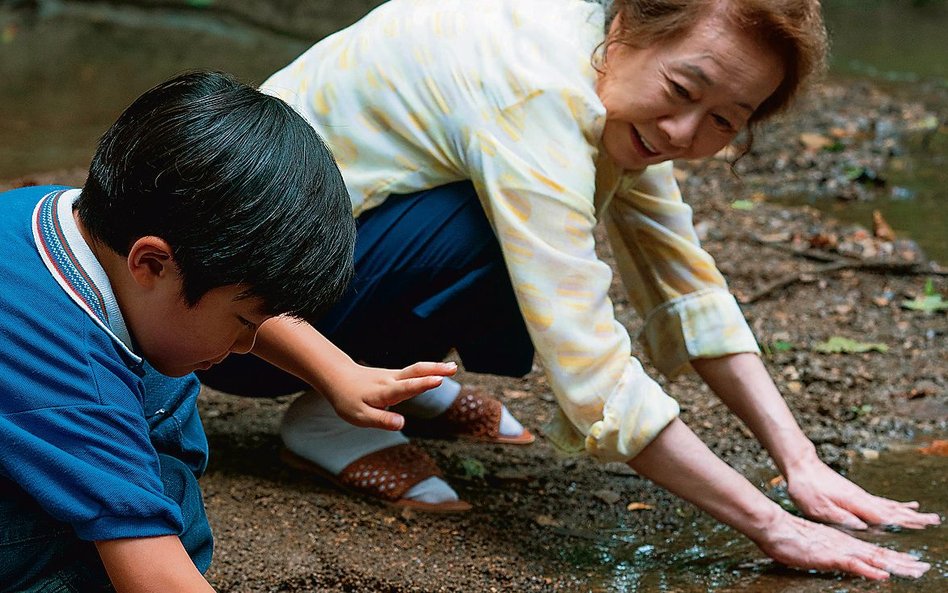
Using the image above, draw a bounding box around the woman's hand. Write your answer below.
[785,459,942,530]
[628,419,935,581]
[754,511,931,580]
[320,361,458,431]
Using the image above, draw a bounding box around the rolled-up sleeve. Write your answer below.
[604,162,760,379]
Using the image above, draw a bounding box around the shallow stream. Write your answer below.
[580,446,947,593]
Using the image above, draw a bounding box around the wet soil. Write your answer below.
[4,71,946,593]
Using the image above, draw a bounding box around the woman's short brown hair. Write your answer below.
[604,0,828,123]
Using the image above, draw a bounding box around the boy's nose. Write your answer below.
[231,330,257,355]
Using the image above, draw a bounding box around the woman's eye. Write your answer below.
[238,317,257,330]
[672,81,692,100]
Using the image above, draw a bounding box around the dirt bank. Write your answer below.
[4,73,945,592]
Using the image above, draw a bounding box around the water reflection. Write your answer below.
[581,447,946,592]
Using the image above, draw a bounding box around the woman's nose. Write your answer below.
[658,111,702,149]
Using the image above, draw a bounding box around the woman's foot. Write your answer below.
[399,379,535,444]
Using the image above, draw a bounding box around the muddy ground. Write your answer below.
[4,76,946,592]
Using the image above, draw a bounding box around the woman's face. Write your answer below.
[596,13,784,170]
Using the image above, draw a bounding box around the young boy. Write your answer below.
[0,71,453,592]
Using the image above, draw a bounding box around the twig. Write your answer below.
[748,235,851,263]
[740,259,947,304]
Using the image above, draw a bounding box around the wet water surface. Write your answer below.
[575,447,947,592]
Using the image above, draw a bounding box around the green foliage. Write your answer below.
[813,336,889,354]
[901,278,948,313]
[761,340,795,357]
[731,199,755,211]
[458,457,486,480]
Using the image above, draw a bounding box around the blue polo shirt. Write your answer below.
[0,186,208,541]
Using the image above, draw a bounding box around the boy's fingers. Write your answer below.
[397,361,457,379]
[399,376,445,399]
[360,408,405,431]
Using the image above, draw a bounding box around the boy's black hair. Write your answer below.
[77,71,355,324]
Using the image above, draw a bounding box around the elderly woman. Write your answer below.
[200,0,939,578]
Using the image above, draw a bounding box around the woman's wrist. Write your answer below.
[740,498,789,546]
[774,436,820,478]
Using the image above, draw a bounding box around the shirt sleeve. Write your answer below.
[0,359,185,541]
[458,86,679,462]
[604,163,760,378]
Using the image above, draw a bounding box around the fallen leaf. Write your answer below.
[808,233,838,249]
[813,336,888,354]
[919,440,948,457]
[872,210,896,241]
[755,231,792,244]
[731,199,755,211]
[534,514,560,527]
[903,381,940,400]
[901,279,948,313]
[799,132,832,151]
[626,502,654,512]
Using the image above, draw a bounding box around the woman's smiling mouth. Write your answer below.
[630,125,660,159]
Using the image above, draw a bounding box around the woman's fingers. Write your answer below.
[839,495,943,529]
[843,557,889,580]
[761,515,932,580]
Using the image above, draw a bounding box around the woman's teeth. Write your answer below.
[640,135,657,154]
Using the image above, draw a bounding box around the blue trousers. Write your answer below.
[0,455,212,593]
[200,181,534,397]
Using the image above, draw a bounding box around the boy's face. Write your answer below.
[133,281,270,377]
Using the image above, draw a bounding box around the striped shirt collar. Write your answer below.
[32,189,141,364]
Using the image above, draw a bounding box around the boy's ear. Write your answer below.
[126,236,177,289]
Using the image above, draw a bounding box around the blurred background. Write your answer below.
[0,0,945,260]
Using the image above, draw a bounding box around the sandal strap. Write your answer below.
[337,444,443,502]
[438,386,502,439]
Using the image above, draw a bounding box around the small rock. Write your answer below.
[593,489,621,505]
[859,448,880,460]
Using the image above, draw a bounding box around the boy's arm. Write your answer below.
[251,316,457,431]
[628,418,931,580]
[96,536,215,593]
[691,353,941,530]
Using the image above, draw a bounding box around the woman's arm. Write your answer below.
[96,536,215,593]
[628,418,931,579]
[251,316,457,431]
[691,352,941,529]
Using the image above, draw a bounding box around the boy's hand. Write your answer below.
[785,459,942,530]
[322,361,458,431]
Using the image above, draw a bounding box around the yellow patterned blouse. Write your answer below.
[263,0,760,461]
